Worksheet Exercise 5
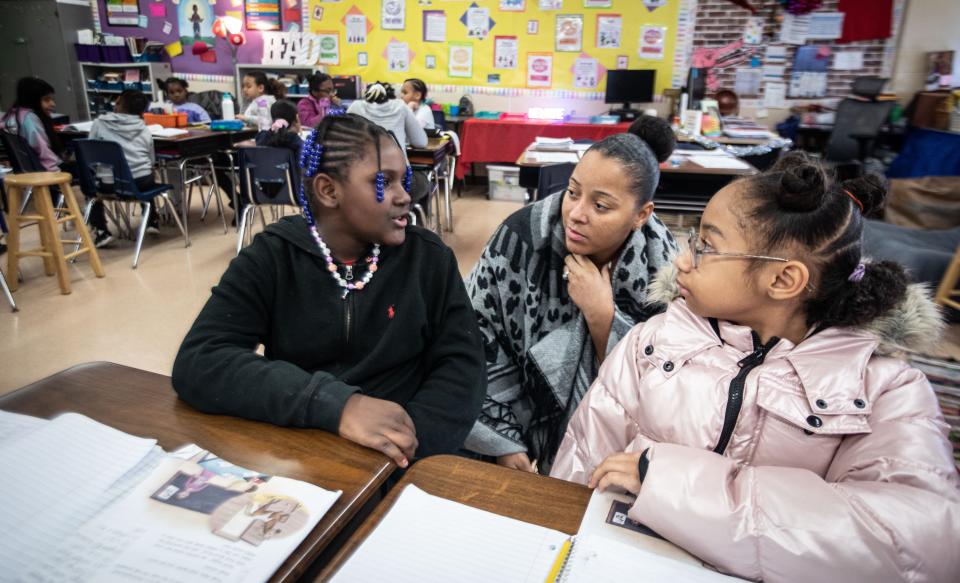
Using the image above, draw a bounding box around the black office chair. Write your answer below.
[851,76,887,100]
[825,98,894,180]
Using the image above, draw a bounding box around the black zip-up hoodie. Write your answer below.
[172,215,486,458]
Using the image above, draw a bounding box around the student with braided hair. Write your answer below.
[346,81,427,151]
[173,113,485,467]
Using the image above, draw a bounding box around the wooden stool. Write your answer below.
[4,172,105,295]
[935,244,960,311]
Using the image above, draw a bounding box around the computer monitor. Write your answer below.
[604,70,655,121]
[685,67,707,108]
[332,75,361,101]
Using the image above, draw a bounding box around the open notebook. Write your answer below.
[0,410,341,583]
[330,485,743,583]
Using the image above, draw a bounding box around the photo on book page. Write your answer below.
[604,499,664,540]
[151,450,270,514]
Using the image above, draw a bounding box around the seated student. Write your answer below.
[298,72,343,129]
[163,77,211,124]
[400,78,435,130]
[464,117,678,475]
[90,90,160,232]
[551,153,960,581]
[237,72,285,131]
[172,113,486,466]
[346,82,427,149]
[254,100,303,154]
[2,77,114,246]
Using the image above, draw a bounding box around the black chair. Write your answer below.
[0,130,65,219]
[825,98,894,179]
[236,147,300,254]
[534,163,576,203]
[432,109,446,131]
[851,76,887,100]
[75,139,186,268]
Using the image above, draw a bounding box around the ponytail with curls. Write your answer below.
[245,71,287,99]
[740,152,909,329]
[363,81,396,104]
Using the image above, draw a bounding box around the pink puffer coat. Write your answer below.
[551,275,959,582]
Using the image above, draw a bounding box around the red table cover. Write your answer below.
[455,118,631,179]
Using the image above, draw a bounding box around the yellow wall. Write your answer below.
[308,0,679,93]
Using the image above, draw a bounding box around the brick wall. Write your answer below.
[691,0,899,100]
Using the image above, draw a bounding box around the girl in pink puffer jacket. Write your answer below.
[551,152,960,582]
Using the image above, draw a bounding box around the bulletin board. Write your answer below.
[307,0,679,95]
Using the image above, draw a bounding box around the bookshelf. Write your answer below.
[78,62,172,120]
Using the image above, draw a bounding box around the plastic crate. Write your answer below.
[101,45,132,63]
[74,44,101,62]
[487,165,527,202]
[144,112,188,128]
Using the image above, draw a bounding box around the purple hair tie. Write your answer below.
[848,263,866,283]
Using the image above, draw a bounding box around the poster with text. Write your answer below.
[638,25,666,60]
[494,36,519,69]
[448,42,474,78]
[381,0,405,30]
[584,0,612,7]
[387,41,410,71]
[466,6,491,40]
[556,14,583,52]
[179,0,214,45]
[316,31,339,65]
[573,57,600,89]
[539,0,562,9]
[345,14,367,44]
[596,14,622,49]
[424,10,446,42]
[245,0,281,32]
[500,0,525,11]
[106,0,140,27]
[527,52,553,87]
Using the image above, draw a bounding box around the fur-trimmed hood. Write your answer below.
[645,258,945,355]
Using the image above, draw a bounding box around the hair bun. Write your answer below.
[773,152,827,212]
[841,173,886,216]
[626,115,675,163]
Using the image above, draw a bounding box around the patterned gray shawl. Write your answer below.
[463,192,677,471]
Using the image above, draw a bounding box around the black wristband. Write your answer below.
[637,448,650,484]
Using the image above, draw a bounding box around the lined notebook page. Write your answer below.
[331,485,570,583]
[0,412,159,577]
[0,409,48,442]
[563,535,743,582]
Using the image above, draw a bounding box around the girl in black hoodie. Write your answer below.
[173,113,485,467]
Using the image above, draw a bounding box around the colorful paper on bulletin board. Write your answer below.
[500,0,525,12]
[463,5,492,41]
[638,25,666,60]
[423,11,446,43]
[387,41,410,72]
[494,36,519,69]
[527,52,553,87]
[246,0,282,31]
[179,0,215,45]
[448,42,474,78]
[106,0,140,27]
[345,14,367,44]
[596,14,621,49]
[149,3,166,18]
[165,40,184,58]
[538,0,561,10]
[584,0,612,8]
[317,31,340,65]
[743,16,763,45]
[381,0,405,31]
[556,14,583,52]
[283,7,302,31]
[200,50,218,63]
[572,56,600,89]
[643,0,667,11]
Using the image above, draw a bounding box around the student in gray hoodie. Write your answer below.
[346,82,427,152]
[90,90,159,234]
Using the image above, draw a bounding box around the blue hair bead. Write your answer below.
[403,166,413,193]
[375,171,385,203]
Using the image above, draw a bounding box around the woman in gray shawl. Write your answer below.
[464,116,679,473]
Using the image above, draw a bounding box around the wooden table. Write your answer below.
[0,362,394,583]
[317,455,592,581]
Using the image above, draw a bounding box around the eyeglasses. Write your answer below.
[686,229,790,269]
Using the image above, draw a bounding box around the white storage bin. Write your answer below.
[487,165,527,202]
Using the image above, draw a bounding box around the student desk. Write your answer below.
[0,361,395,582]
[316,454,592,581]
[516,143,758,213]
[456,118,631,180]
[407,137,455,233]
